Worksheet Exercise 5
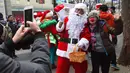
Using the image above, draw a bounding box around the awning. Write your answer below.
[11,6,53,11]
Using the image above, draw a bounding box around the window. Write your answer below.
[39,0,45,4]
[36,0,39,3]
[27,0,30,2]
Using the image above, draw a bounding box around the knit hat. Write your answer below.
[74,3,87,12]
[40,10,53,22]
[88,10,100,19]
[34,12,43,18]
[95,3,102,10]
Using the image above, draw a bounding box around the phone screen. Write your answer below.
[24,9,33,27]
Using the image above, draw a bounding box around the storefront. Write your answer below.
[12,6,47,22]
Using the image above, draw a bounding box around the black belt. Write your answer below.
[60,38,78,44]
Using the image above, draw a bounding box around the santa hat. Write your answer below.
[40,10,53,22]
[34,12,43,18]
[54,4,64,12]
[74,3,87,12]
[95,3,102,10]
[88,10,100,19]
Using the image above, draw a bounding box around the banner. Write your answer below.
[56,0,66,4]
[63,3,75,8]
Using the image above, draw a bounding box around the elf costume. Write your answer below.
[34,10,58,68]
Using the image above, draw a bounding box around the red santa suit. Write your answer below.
[55,3,91,73]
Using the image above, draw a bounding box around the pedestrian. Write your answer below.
[110,6,116,15]
[0,21,51,73]
[87,10,115,73]
[0,13,7,44]
[7,15,21,58]
[7,15,18,36]
[99,5,120,70]
[55,3,91,73]
[109,6,122,70]
[99,4,115,32]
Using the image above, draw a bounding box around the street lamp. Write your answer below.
[111,0,113,6]
[53,0,57,7]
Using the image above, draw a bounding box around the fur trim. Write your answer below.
[33,12,37,15]
[45,11,53,18]
[40,10,50,22]
[56,49,69,58]
[77,38,89,51]
[95,3,102,10]
[34,12,37,18]
[56,22,65,32]
[88,10,100,19]
[74,3,87,12]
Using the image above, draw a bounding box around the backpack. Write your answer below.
[0,22,13,41]
[114,16,123,35]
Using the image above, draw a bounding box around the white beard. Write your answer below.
[66,10,87,39]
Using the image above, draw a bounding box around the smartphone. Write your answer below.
[24,6,33,27]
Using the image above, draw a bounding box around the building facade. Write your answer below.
[10,0,53,22]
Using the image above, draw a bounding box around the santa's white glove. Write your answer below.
[77,38,89,51]
[58,15,66,22]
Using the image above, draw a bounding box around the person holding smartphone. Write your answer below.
[0,21,51,73]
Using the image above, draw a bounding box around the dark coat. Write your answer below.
[0,32,51,73]
[0,20,7,44]
[88,20,115,55]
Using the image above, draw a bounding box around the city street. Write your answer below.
[15,33,130,73]
[0,0,129,73]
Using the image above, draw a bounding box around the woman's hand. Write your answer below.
[12,25,30,43]
[26,21,41,33]
[12,21,42,43]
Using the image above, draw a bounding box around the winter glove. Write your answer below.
[77,38,89,51]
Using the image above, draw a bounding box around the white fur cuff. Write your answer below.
[56,22,65,32]
[78,38,89,51]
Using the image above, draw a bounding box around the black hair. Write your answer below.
[110,6,116,11]
[7,15,13,19]
[99,4,108,12]
[0,13,4,20]
[7,15,13,21]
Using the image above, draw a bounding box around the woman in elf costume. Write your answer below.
[34,10,58,69]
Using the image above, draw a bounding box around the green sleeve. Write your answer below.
[39,20,57,29]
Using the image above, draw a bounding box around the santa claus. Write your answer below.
[56,3,91,73]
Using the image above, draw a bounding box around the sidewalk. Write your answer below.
[16,33,130,73]
[109,65,130,73]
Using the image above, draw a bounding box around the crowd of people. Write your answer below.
[0,2,123,73]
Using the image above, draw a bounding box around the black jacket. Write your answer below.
[0,20,7,44]
[0,32,51,73]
